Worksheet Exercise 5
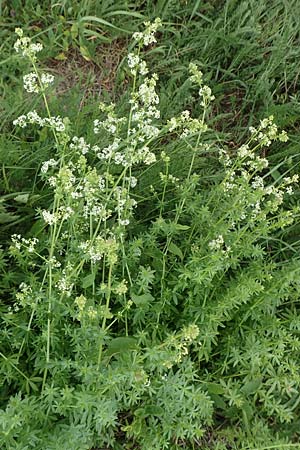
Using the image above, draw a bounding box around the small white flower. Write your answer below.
[70,136,90,155]
[208,234,224,250]
[40,72,54,87]
[23,73,39,93]
[41,158,57,174]
[199,85,215,105]
[14,30,43,59]
[251,176,264,190]
[114,152,127,166]
[129,176,137,188]
[42,210,58,225]
[23,72,54,93]
[27,110,43,125]
[29,43,43,54]
[11,234,22,250]
[56,277,73,297]
[13,115,27,128]
[139,60,149,75]
[237,144,251,158]
[127,53,140,69]
[119,219,130,226]
[133,18,162,47]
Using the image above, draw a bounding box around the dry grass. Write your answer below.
[47,39,127,109]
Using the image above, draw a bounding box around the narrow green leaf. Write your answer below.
[71,23,79,40]
[169,242,183,260]
[82,273,95,289]
[106,337,137,356]
[205,382,225,395]
[79,16,130,33]
[131,293,154,306]
[135,405,164,418]
[14,193,30,204]
[103,10,145,19]
[241,378,262,395]
[0,212,20,224]
[174,223,190,231]
[79,45,91,61]
[210,393,227,410]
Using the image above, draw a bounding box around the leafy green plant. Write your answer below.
[1,17,300,450]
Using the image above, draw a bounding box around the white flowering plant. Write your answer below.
[1,20,300,450]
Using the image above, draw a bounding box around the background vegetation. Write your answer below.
[1,1,300,449]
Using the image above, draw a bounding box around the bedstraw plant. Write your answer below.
[1,20,300,450]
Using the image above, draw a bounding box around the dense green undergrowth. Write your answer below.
[1,2,300,449]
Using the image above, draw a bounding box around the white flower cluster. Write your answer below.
[48,256,61,268]
[14,28,43,60]
[83,204,109,220]
[23,73,39,93]
[249,115,288,147]
[282,175,299,195]
[15,282,34,308]
[237,144,253,159]
[208,234,224,250]
[247,175,298,219]
[126,74,160,162]
[94,99,159,167]
[95,138,122,163]
[56,275,73,297]
[75,294,86,311]
[125,176,137,188]
[217,118,299,230]
[208,234,231,255]
[159,172,179,185]
[42,210,58,225]
[198,85,215,106]
[80,169,111,219]
[182,324,200,342]
[137,74,159,107]
[43,159,114,223]
[11,234,39,252]
[189,62,215,106]
[70,136,90,155]
[53,165,76,192]
[59,206,74,220]
[74,295,99,321]
[79,235,119,265]
[130,145,157,165]
[13,110,65,132]
[127,53,149,76]
[167,110,208,138]
[94,103,126,135]
[23,72,54,93]
[114,186,137,227]
[92,24,164,169]
[189,63,203,85]
[132,18,162,47]
[129,74,160,138]
[220,118,291,199]
[41,158,58,174]
[41,206,75,225]
[220,149,269,195]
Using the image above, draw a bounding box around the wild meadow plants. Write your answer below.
[1,18,300,450]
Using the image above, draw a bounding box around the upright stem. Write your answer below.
[97,263,113,369]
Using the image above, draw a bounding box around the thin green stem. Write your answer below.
[0,351,30,382]
[97,263,113,369]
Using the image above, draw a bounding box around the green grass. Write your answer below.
[1,1,300,449]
